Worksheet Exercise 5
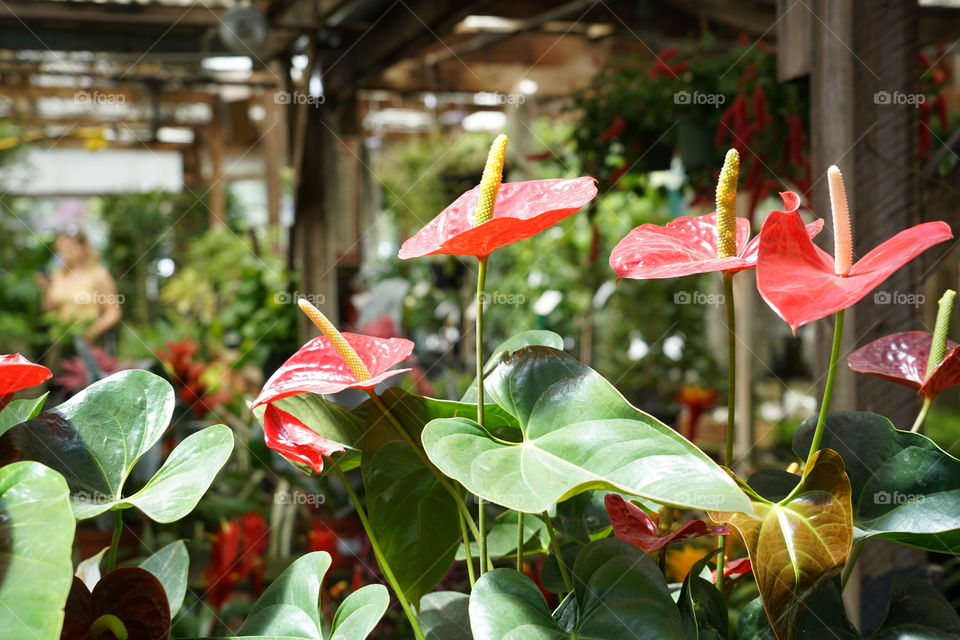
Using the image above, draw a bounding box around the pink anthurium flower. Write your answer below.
[398,177,598,259]
[610,192,824,279]
[757,167,953,332]
[0,353,52,395]
[605,494,729,552]
[849,331,960,399]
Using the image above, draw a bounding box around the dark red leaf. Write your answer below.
[605,494,729,552]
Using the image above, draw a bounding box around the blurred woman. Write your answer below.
[38,228,121,344]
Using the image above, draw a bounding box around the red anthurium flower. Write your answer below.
[757,167,952,332]
[610,192,824,279]
[605,494,729,552]
[263,404,346,473]
[711,556,752,581]
[0,353,51,395]
[848,331,960,398]
[397,177,598,259]
[252,333,413,407]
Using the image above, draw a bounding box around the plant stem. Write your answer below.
[366,390,481,542]
[807,309,846,460]
[107,509,122,572]
[516,513,525,572]
[459,512,476,587]
[543,511,572,593]
[840,539,864,591]
[332,461,426,640]
[911,395,934,433]
[475,256,490,575]
[717,271,737,591]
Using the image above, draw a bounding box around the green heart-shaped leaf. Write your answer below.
[794,411,960,553]
[0,392,47,438]
[362,388,462,609]
[469,538,684,639]
[226,551,386,639]
[0,461,76,640]
[678,549,726,640]
[140,540,189,617]
[869,574,960,639]
[711,449,853,640]
[424,346,751,514]
[419,591,472,640]
[9,370,232,521]
[456,512,548,561]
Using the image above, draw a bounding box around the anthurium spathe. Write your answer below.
[848,331,960,399]
[605,494,729,552]
[610,191,823,279]
[757,166,953,332]
[0,353,51,395]
[262,403,345,473]
[397,176,598,259]
[252,300,414,407]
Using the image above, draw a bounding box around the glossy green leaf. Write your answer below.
[226,551,386,640]
[469,538,684,639]
[424,347,751,514]
[363,388,461,609]
[0,392,47,438]
[795,411,960,553]
[10,370,173,518]
[0,461,76,640]
[869,574,960,639]
[419,591,472,640]
[456,512,548,561]
[113,424,234,522]
[140,540,189,617]
[678,549,726,640]
[461,330,565,403]
[711,449,853,640]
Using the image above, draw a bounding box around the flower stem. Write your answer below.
[911,395,934,433]
[332,461,426,640]
[365,390,481,542]
[516,513,524,572]
[107,509,122,572]
[716,271,737,591]
[475,256,491,575]
[807,309,845,460]
[459,512,476,587]
[543,511,572,593]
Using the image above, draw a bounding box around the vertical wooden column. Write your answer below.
[261,63,289,240]
[208,97,227,228]
[809,0,923,632]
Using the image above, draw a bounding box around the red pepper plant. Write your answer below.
[2,134,959,640]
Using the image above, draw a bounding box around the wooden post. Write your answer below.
[208,97,227,228]
[809,0,924,632]
[261,62,289,240]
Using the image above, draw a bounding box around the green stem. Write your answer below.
[475,256,490,575]
[107,510,122,573]
[840,538,864,591]
[657,506,675,579]
[807,309,845,460]
[332,462,426,640]
[516,513,525,572]
[717,271,737,591]
[911,395,934,433]
[543,512,572,593]
[366,391,481,542]
[459,512,476,587]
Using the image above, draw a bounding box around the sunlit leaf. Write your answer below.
[140,540,189,617]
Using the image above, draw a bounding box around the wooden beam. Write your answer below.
[207,99,227,228]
